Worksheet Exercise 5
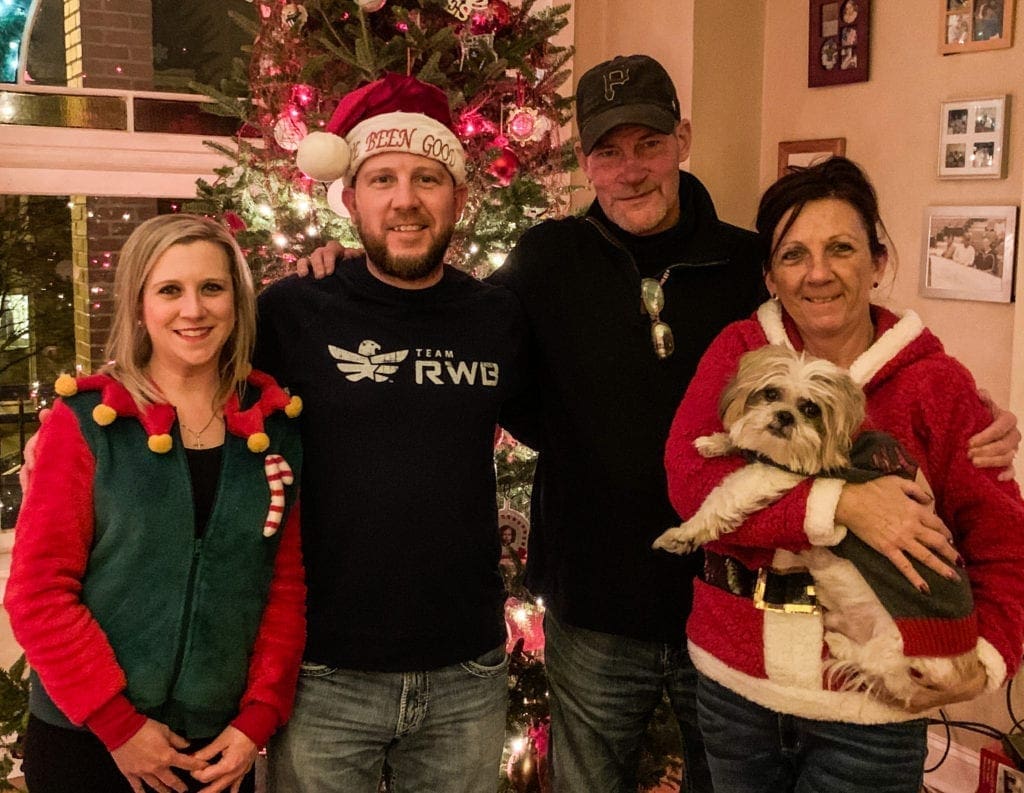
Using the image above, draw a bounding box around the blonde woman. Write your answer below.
[6,214,305,793]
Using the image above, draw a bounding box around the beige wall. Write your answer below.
[690,1,765,229]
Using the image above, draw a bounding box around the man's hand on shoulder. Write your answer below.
[294,240,363,279]
[969,390,1020,481]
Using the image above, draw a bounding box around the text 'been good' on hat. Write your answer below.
[575,54,681,155]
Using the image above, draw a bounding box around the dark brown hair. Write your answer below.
[756,156,889,273]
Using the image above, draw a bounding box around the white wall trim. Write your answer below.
[0,125,235,197]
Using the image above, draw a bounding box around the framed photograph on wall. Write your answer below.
[940,0,1015,54]
[938,96,1008,178]
[808,0,870,86]
[777,138,847,178]
[920,204,1018,302]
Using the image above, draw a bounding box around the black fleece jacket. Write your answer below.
[489,170,766,643]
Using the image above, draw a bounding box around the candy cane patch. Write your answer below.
[263,454,294,537]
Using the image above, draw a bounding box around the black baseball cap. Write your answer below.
[576,54,681,154]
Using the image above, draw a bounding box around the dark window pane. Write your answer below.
[133,97,240,135]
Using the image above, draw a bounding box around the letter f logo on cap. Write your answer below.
[603,68,630,101]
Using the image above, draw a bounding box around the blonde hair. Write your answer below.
[102,214,256,408]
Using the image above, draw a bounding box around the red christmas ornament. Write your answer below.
[490,0,511,26]
[290,83,317,108]
[470,0,511,33]
[507,106,536,142]
[222,211,247,233]
[487,146,519,186]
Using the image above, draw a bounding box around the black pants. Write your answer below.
[23,714,256,793]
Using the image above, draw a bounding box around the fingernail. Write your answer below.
[956,554,966,568]
[918,582,931,596]
[946,568,961,582]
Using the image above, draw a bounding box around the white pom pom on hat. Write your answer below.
[296,131,351,183]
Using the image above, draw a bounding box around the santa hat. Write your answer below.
[296,72,467,188]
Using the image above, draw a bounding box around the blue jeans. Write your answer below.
[267,645,508,793]
[696,675,928,793]
[543,610,712,793]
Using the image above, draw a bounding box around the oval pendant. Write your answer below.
[640,278,665,314]
[651,321,675,359]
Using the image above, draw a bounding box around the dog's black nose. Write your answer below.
[774,410,794,427]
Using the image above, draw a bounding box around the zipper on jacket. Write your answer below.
[167,537,203,699]
[583,215,732,276]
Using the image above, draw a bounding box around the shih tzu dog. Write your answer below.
[653,344,979,707]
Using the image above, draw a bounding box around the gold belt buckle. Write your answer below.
[752,567,821,615]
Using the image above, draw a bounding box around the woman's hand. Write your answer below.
[110,718,206,793]
[835,476,959,592]
[191,725,258,793]
[969,391,1020,481]
[294,240,363,279]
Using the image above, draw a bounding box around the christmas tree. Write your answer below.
[188,0,575,285]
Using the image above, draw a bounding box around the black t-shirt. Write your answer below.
[255,260,529,671]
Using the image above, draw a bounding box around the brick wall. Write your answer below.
[71,197,159,373]
[64,0,154,89]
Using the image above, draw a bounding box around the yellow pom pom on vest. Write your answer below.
[55,374,78,397]
[92,404,117,426]
[285,395,303,418]
[248,432,270,453]
[148,434,173,454]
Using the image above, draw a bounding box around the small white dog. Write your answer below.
[653,345,978,706]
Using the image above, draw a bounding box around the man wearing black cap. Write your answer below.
[486,54,763,793]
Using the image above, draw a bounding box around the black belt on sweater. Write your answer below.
[702,550,821,615]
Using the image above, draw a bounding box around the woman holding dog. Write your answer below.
[663,157,1024,792]
[5,214,306,793]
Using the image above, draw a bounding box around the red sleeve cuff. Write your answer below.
[231,701,280,748]
[84,694,146,751]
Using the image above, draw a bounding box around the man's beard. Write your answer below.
[358,221,455,282]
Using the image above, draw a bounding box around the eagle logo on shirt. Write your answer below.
[328,340,409,382]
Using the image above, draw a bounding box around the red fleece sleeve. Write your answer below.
[4,400,142,737]
[664,324,817,554]
[910,360,1024,680]
[231,499,306,746]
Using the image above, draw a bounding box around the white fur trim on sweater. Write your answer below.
[756,299,925,386]
[848,309,924,386]
[977,637,1008,692]
[689,640,920,725]
[763,607,825,687]
[805,478,847,546]
[757,300,791,347]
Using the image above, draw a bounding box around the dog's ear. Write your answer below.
[720,346,793,428]
[816,372,866,470]
[718,372,747,428]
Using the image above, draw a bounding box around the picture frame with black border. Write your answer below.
[938,96,1009,179]
[920,204,1018,303]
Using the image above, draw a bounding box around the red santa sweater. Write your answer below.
[665,300,1024,724]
